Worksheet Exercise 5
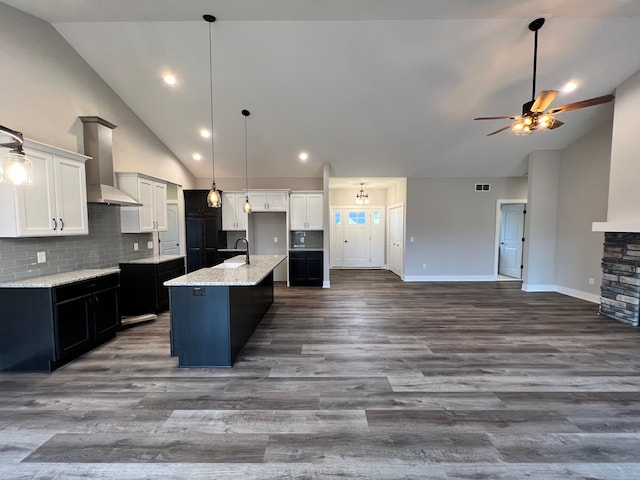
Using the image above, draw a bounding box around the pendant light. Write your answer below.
[241,109,252,213]
[355,183,369,205]
[204,14,221,208]
[0,123,33,186]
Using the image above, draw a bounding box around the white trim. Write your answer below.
[522,283,557,292]
[404,275,496,282]
[494,199,527,278]
[556,286,601,304]
[322,280,330,288]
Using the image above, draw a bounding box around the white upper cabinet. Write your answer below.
[290,192,323,230]
[0,140,89,237]
[248,190,288,212]
[117,173,168,233]
[221,192,248,231]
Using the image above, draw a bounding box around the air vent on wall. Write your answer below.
[474,183,491,192]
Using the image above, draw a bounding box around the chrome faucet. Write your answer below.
[234,237,250,265]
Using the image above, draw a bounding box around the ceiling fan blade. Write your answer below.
[486,125,513,136]
[531,90,558,113]
[474,115,519,121]
[549,119,564,130]
[547,94,614,115]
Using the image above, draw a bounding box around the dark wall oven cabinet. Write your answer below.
[0,273,120,371]
[184,190,224,272]
[119,257,185,315]
[289,250,323,286]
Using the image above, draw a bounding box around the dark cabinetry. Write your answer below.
[289,250,323,286]
[0,273,120,371]
[184,190,224,272]
[119,257,185,315]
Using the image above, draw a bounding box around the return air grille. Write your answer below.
[474,183,491,192]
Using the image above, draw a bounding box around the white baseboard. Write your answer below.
[555,286,600,304]
[404,275,496,282]
[521,283,557,292]
[322,280,330,288]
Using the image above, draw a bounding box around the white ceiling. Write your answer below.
[6,0,640,181]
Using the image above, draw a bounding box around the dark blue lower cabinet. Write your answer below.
[169,272,274,367]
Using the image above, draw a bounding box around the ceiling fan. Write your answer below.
[474,17,614,136]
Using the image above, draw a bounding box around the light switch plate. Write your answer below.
[37,251,46,263]
[147,241,153,249]
[133,243,139,251]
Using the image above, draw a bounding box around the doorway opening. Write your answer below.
[494,199,527,280]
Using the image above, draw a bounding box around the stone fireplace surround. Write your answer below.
[600,232,640,326]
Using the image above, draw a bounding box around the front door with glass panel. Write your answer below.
[330,207,385,268]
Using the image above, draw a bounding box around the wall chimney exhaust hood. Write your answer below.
[80,116,140,206]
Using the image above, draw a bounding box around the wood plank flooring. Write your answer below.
[2,269,640,478]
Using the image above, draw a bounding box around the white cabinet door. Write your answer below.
[53,156,89,235]
[222,192,247,230]
[289,192,323,230]
[248,191,287,212]
[266,191,287,211]
[153,181,168,231]
[306,193,323,230]
[16,148,58,236]
[289,194,307,230]
[248,191,267,212]
[138,177,155,232]
[118,173,168,233]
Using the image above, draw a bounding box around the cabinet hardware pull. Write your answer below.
[52,218,57,230]
[59,218,64,231]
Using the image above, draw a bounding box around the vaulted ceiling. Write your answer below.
[6,0,640,181]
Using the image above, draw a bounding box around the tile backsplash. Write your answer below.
[0,204,153,282]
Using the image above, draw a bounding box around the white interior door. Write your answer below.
[388,205,404,277]
[160,203,180,255]
[343,209,370,267]
[498,203,525,279]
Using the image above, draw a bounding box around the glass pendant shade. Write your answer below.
[1,150,33,185]
[243,196,252,213]
[206,183,221,207]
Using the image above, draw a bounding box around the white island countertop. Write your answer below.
[0,268,120,288]
[164,255,286,287]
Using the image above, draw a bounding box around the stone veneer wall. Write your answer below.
[601,232,640,326]
[0,204,153,283]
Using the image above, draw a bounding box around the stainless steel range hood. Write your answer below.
[80,116,140,206]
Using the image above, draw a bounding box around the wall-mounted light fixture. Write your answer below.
[0,123,33,186]
[241,109,252,213]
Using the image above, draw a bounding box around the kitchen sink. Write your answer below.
[212,262,245,269]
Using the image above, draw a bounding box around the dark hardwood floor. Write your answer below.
[2,269,640,479]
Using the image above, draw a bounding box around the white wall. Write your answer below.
[522,150,561,291]
[329,188,387,206]
[607,70,640,224]
[555,121,611,302]
[200,177,323,191]
[405,177,527,279]
[0,3,194,188]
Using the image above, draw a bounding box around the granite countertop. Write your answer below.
[0,268,120,288]
[164,255,286,287]
[119,255,185,265]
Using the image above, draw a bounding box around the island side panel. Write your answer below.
[169,286,232,367]
[0,288,55,371]
[229,271,274,362]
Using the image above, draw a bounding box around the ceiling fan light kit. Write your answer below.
[474,17,614,136]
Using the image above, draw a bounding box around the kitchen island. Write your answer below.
[164,254,286,367]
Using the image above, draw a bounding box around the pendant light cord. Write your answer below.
[206,16,216,185]
[244,114,248,192]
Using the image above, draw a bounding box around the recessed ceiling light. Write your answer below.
[192,153,202,161]
[200,129,210,138]
[299,151,309,161]
[563,81,578,93]
[163,73,176,85]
